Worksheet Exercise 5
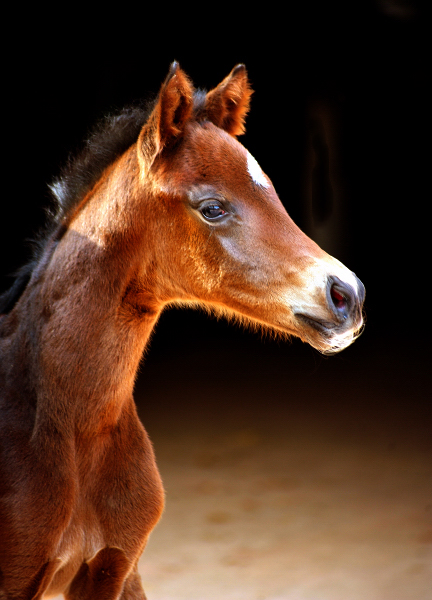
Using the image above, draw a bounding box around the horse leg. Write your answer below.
[119,567,147,600]
[65,547,139,600]
[8,558,63,600]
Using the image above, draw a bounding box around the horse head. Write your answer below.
[133,63,364,354]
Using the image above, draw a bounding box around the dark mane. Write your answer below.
[51,90,208,226]
[0,88,216,315]
[0,103,151,314]
[50,104,151,224]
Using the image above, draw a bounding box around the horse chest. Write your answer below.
[44,443,161,596]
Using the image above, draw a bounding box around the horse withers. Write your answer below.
[0,63,364,599]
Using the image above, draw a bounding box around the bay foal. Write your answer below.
[0,64,364,599]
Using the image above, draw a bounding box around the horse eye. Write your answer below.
[200,203,227,220]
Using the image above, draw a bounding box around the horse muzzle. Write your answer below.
[294,273,365,354]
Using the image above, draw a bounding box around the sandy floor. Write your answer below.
[52,322,432,600]
[134,326,432,600]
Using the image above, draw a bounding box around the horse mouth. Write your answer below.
[295,312,363,354]
[295,313,334,337]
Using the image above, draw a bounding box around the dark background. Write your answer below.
[1,2,429,418]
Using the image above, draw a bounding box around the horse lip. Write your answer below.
[295,313,334,336]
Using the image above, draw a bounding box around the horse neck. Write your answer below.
[11,146,161,437]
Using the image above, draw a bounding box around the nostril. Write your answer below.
[328,277,356,321]
[330,286,348,310]
[328,275,364,324]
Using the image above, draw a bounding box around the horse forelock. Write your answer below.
[190,89,208,121]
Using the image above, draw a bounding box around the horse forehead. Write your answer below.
[188,123,245,161]
[185,124,267,187]
[246,150,269,188]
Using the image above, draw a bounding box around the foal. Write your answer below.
[0,63,364,599]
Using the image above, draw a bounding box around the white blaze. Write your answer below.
[247,151,269,188]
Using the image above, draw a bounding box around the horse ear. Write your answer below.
[139,62,194,165]
[156,62,194,148]
[205,64,252,136]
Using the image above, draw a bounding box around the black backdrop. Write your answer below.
[1,3,428,384]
